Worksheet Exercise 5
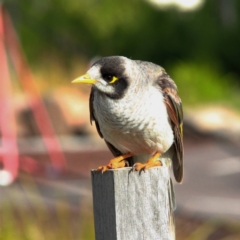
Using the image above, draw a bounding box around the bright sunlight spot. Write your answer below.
[0,170,13,186]
[147,0,204,11]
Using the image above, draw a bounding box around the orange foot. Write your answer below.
[133,152,162,171]
[97,152,133,173]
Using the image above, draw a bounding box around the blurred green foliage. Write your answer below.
[3,0,240,107]
[4,0,240,70]
[170,61,240,108]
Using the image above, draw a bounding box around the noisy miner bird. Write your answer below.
[72,56,183,183]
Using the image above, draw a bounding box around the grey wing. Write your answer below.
[165,93,184,183]
[89,88,134,165]
[157,73,184,183]
[89,88,103,138]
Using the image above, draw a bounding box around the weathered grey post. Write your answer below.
[91,160,175,240]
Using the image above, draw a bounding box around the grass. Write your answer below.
[0,174,94,240]
[2,194,240,239]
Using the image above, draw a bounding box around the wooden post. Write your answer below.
[91,162,175,240]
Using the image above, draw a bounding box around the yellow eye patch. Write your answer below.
[109,76,118,84]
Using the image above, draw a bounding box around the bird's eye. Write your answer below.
[104,75,113,81]
[103,74,118,84]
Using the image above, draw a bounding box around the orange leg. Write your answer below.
[97,152,133,173]
[133,152,162,171]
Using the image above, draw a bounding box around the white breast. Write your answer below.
[93,86,174,156]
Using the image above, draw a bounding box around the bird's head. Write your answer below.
[73,56,156,99]
[72,56,166,99]
[72,56,133,99]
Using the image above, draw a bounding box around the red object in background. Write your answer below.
[0,6,67,185]
[0,6,18,185]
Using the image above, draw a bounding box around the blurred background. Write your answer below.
[1,0,240,239]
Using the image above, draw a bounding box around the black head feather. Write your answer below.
[93,56,130,99]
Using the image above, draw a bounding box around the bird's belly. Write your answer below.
[94,89,174,155]
[100,116,174,155]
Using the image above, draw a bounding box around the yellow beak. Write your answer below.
[72,73,97,84]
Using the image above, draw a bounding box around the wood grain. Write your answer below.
[91,165,175,240]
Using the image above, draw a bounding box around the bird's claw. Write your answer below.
[133,159,162,172]
[96,159,128,173]
[97,165,110,173]
[133,163,147,171]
